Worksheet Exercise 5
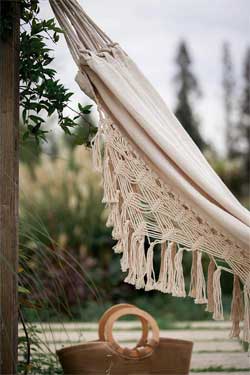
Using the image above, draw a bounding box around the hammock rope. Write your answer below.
[50,0,112,59]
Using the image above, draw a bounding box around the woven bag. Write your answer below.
[57,304,193,374]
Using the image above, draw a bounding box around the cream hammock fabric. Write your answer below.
[50,0,250,342]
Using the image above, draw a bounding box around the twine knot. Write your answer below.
[192,236,204,251]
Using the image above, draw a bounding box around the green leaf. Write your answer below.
[61,125,72,135]
[22,131,30,141]
[18,286,31,295]
[54,27,63,33]
[64,92,74,101]
[32,123,41,133]
[53,33,59,42]
[47,106,55,116]
[30,114,45,124]
[78,103,84,112]
[22,109,27,123]
[37,132,48,143]
[18,336,28,344]
[79,104,93,114]
[83,104,93,111]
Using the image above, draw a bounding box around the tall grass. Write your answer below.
[18,145,111,373]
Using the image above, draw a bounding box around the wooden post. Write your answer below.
[0,1,20,374]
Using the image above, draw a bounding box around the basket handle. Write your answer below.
[98,304,149,347]
[105,306,160,360]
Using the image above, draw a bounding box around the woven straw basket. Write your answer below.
[57,304,193,374]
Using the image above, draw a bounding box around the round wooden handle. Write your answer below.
[98,304,149,348]
[105,307,160,359]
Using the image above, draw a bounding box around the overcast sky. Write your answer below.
[40,0,250,154]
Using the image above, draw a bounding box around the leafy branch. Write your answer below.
[1,0,97,145]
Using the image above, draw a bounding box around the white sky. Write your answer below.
[39,0,250,154]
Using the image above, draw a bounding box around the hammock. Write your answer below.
[49,0,250,342]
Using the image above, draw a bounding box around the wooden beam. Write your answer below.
[0,1,20,373]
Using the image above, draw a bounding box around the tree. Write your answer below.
[222,42,236,157]
[174,41,205,150]
[238,47,250,188]
[0,1,96,371]
[0,2,19,373]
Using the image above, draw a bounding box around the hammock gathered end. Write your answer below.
[49,0,250,343]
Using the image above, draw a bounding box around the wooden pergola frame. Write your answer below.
[0,1,20,373]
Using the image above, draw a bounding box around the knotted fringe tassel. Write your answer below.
[111,193,124,253]
[113,239,123,254]
[106,207,114,228]
[189,251,197,298]
[155,242,168,292]
[166,242,177,294]
[145,241,157,291]
[213,267,224,320]
[173,248,186,297]
[195,251,207,304]
[243,285,250,343]
[102,155,117,203]
[230,275,244,338]
[91,128,102,171]
[120,221,130,270]
[135,237,147,290]
[124,232,139,285]
[110,193,123,240]
[106,191,122,237]
[206,258,216,313]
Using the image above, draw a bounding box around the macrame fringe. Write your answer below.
[194,252,207,304]
[111,200,123,240]
[230,275,244,338]
[145,241,157,291]
[155,242,168,292]
[173,248,186,297]
[113,239,123,254]
[124,232,141,285]
[120,220,130,271]
[166,242,177,294]
[91,128,102,171]
[206,258,216,313]
[91,119,250,343]
[106,207,114,228]
[243,285,250,343]
[106,191,123,240]
[135,237,147,290]
[102,155,117,204]
[213,267,224,320]
[189,250,197,298]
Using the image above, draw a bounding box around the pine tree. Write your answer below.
[239,47,250,183]
[174,41,205,150]
[222,43,236,157]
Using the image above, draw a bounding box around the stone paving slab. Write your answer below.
[19,320,240,331]
[195,374,250,375]
[191,352,250,370]
[19,321,143,331]
[35,329,235,343]
[176,321,242,329]
[192,340,243,352]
